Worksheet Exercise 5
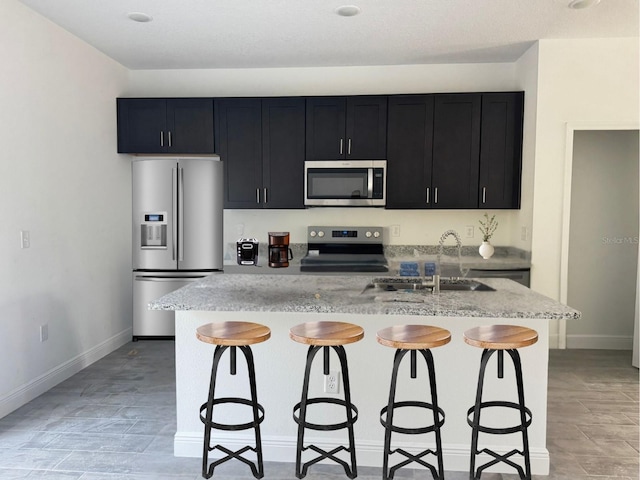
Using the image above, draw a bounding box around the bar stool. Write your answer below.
[464,325,538,480]
[289,321,364,479]
[197,321,271,479]
[376,325,451,480]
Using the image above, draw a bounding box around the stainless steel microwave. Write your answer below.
[304,160,387,207]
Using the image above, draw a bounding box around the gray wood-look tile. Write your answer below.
[0,342,637,479]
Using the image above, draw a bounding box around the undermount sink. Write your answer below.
[369,277,495,292]
[439,278,495,291]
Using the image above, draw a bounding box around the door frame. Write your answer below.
[559,122,640,349]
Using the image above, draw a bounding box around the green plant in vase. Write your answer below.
[478,213,498,259]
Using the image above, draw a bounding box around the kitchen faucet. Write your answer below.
[437,230,469,278]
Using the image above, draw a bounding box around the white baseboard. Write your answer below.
[566,334,633,350]
[0,328,132,419]
[175,431,549,475]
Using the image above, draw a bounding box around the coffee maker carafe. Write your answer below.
[268,232,293,268]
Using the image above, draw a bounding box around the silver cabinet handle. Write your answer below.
[482,187,486,204]
[168,131,172,148]
[434,187,438,204]
[160,131,164,147]
[426,187,430,204]
[263,188,268,204]
[256,188,260,204]
[347,138,352,155]
[339,138,344,155]
[178,166,184,262]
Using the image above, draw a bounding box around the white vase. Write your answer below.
[479,241,494,259]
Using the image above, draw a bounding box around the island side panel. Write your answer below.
[174,310,549,475]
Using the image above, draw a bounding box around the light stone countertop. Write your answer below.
[150,274,580,320]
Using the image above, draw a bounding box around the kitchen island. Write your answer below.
[151,274,580,475]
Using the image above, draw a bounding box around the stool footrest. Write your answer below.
[380,400,445,435]
[200,398,265,431]
[293,397,359,431]
[297,444,356,479]
[203,444,263,479]
[467,401,532,435]
[386,447,442,480]
[473,447,528,479]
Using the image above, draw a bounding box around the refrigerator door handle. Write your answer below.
[134,275,206,282]
[178,166,185,262]
[172,166,178,262]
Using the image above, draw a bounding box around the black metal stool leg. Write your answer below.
[469,348,495,480]
[508,349,532,480]
[382,349,408,480]
[202,345,228,479]
[295,345,321,479]
[334,345,357,479]
[240,345,265,478]
[422,349,445,479]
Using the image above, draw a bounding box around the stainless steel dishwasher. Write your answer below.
[466,268,530,287]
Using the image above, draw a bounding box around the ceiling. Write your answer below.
[19,0,639,70]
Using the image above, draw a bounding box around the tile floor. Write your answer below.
[0,341,637,479]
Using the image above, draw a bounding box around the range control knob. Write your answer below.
[365,231,372,238]
[309,231,317,237]
[373,231,380,238]
[318,231,325,238]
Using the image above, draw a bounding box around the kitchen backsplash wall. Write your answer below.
[223,208,518,262]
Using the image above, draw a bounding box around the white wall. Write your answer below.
[128,63,525,255]
[0,1,131,417]
[567,130,639,349]
[530,38,640,346]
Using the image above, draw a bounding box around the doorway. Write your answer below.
[563,129,639,351]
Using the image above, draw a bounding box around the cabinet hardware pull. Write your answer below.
[482,187,486,204]
[160,131,164,147]
[168,131,172,148]
[434,187,438,204]
[426,187,430,204]
[347,138,352,155]
[339,138,344,155]
[263,188,268,204]
[256,188,260,204]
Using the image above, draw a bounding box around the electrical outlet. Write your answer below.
[391,225,400,237]
[324,371,340,394]
[40,324,48,342]
[465,226,474,238]
[521,226,528,241]
[20,230,30,249]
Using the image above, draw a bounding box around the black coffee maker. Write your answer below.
[268,232,293,268]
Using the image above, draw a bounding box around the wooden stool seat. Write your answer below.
[197,321,271,346]
[289,321,364,346]
[463,324,538,350]
[377,325,451,350]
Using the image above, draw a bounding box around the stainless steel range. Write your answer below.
[300,226,388,272]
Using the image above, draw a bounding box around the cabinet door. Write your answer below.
[117,99,167,153]
[432,94,481,209]
[345,96,387,159]
[479,92,524,209]
[262,98,306,209]
[166,99,214,154]
[305,97,346,159]
[386,95,434,209]
[215,98,263,208]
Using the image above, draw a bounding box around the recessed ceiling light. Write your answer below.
[568,0,600,9]
[335,5,361,17]
[127,12,153,23]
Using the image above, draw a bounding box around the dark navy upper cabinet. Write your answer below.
[479,92,524,209]
[305,96,387,160]
[117,98,214,154]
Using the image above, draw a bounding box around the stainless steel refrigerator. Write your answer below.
[132,155,223,340]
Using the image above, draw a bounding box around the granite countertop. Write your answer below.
[150,274,580,320]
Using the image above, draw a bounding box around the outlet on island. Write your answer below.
[324,371,340,394]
